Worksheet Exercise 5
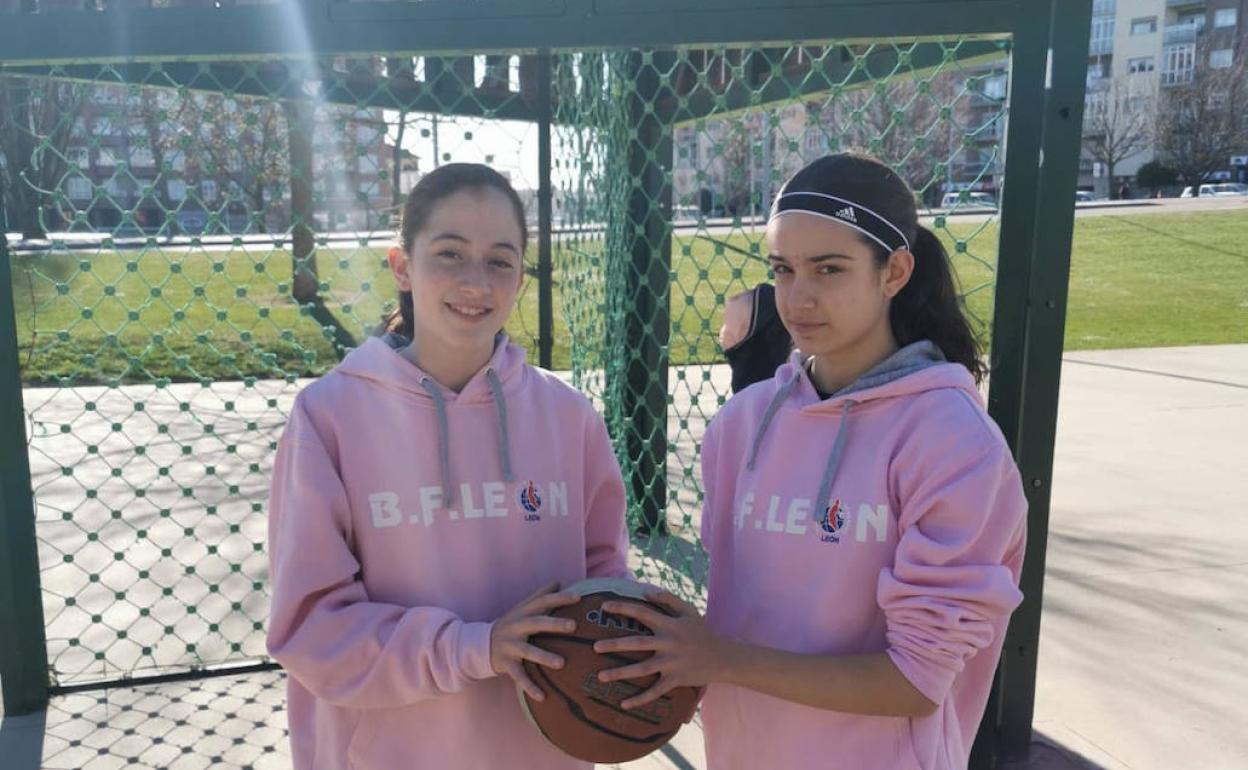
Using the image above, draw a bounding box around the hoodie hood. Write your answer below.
[334,333,528,504]
[339,332,528,403]
[746,340,977,515]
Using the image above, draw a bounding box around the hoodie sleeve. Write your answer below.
[581,410,631,579]
[878,433,1027,706]
[265,395,496,709]
[699,417,722,547]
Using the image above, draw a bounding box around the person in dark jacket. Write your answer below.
[720,283,792,394]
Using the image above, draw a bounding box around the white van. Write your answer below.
[940,191,997,209]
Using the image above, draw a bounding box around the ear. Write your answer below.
[386,246,412,291]
[882,248,914,299]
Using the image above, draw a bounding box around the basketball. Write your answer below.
[518,578,700,763]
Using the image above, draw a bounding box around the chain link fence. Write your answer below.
[3,39,1009,693]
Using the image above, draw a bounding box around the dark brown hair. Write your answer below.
[778,152,987,384]
[380,163,528,339]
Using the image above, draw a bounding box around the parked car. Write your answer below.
[1180,183,1248,197]
[1074,190,1096,202]
[940,191,998,209]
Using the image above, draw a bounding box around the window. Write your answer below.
[167,180,187,202]
[97,148,116,167]
[200,180,218,201]
[1210,49,1233,68]
[1128,57,1155,74]
[1162,44,1196,85]
[1131,17,1157,35]
[1092,0,1115,16]
[1215,8,1237,28]
[67,177,92,200]
[1087,59,1110,87]
[982,73,1007,100]
[1177,12,1205,31]
[1090,16,1116,45]
[131,147,155,168]
[68,147,90,167]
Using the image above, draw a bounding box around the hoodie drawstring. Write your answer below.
[419,378,454,506]
[486,368,515,483]
[746,371,799,471]
[743,369,856,512]
[419,371,515,506]
[813,400,855,512]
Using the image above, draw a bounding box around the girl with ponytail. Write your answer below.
[266,164,630,770]
[593,153,1027,770]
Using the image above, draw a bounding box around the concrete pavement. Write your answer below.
[3,344,1246,769]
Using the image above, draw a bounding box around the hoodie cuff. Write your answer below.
[457,621,497,682]
[886,646,956,706]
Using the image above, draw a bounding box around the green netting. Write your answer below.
[2,39,1009,689]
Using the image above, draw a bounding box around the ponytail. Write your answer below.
[380,290,414,340]
[890,226,987,384]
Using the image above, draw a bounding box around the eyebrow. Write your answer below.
[430,232,521,256]
[767,253,854,263]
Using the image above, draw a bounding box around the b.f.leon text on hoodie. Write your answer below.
[699,342,1027,770]
[266,334,630,770]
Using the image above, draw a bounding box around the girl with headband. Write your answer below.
[594,153,1028,770]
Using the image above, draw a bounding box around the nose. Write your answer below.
[784,278,818,312]
[457,259,491,296]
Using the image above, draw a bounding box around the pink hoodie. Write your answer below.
[266,334,630,770]
[699,342,1027,770]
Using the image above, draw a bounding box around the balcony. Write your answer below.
[1160,68,1195,86]
[1164,24,1202,44]
[1166,0,1204,7]
[1089,37,1114,55]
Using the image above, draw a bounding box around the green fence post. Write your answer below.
[0,223,51,716]
[537,51,555,369]
[623,50,673,536]
[977,0,1093,764]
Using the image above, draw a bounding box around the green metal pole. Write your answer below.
[0,207,51,716]
[977,0,1093,764]
[623,51,673,536]
[537,52,555,370]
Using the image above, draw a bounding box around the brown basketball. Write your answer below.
[519,578,700,763]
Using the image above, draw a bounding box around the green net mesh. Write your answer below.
[2,38,1009,689]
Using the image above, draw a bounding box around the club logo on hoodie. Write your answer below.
[519,481,543,521]
[818,498,847,543]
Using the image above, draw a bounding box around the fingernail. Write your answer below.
[598,672,609,682]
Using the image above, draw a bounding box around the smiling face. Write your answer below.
[766,211,913,386]
[387,187,525,367]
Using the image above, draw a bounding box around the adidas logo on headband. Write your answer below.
[771,191,911,253]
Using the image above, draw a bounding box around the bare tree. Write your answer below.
[158,91,289,231]
[1154,39,1248,194]
[1083,76,1154,198]
[0,76,86,240]
[826,68,967,206]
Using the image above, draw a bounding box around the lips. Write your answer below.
[788,321,826,334]
[446,302,491,319]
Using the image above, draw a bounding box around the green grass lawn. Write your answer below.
[10,209,1246,385]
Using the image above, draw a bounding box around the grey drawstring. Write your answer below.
[419,377,454,506]
[746,371,799,471]
[813,400,855,512]
[486,368,514,483]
